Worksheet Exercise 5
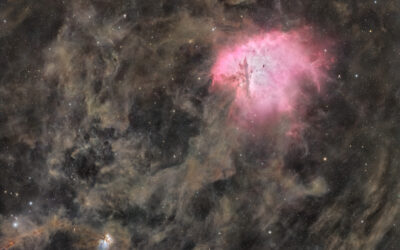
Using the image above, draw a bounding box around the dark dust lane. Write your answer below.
[0,0,399,249]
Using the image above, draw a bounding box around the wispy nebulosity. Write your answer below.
[0,0,400,249]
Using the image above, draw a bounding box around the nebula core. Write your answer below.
[211,29,333,126]
[1,0,399,249]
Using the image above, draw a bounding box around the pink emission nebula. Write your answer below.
[211,28,334,127]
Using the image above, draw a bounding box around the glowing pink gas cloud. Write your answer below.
[211,28,334,128]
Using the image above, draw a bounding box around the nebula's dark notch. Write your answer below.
[0,0,400,249]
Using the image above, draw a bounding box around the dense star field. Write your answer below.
[1,0,400,249]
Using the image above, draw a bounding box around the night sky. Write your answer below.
[1,0,400,249]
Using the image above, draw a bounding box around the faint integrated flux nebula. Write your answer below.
[211,28,334,127]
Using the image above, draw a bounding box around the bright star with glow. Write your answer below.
[98,233,113,250]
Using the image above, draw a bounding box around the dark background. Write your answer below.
[0,0,400,249]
